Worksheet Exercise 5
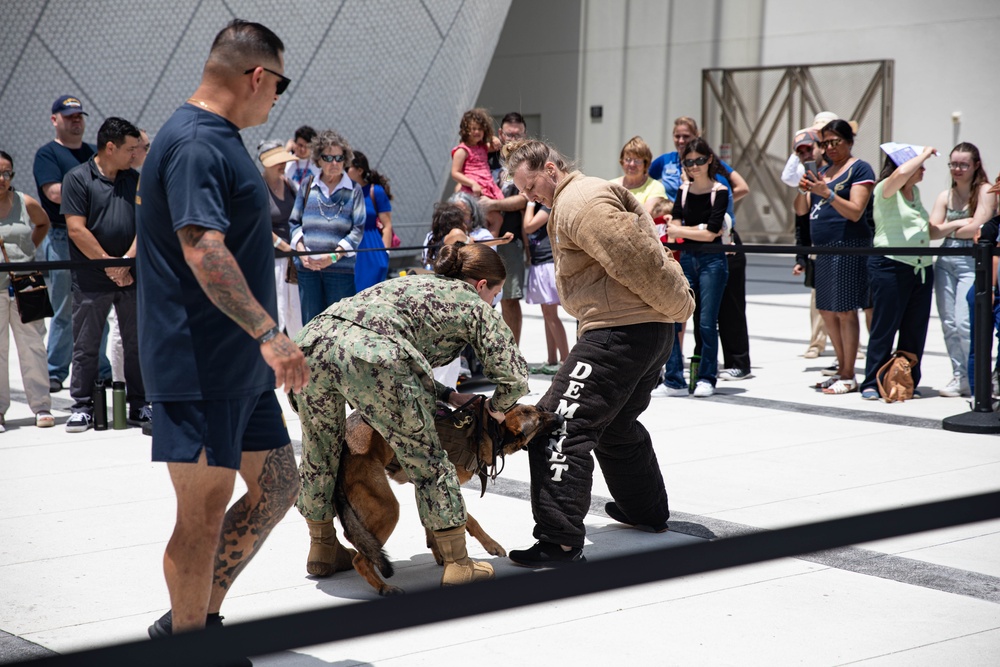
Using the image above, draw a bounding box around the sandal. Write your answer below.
[814,375,840,389]
[35,411,56,428]
[823,379,858,394]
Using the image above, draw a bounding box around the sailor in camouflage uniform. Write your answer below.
[293,243,528,586]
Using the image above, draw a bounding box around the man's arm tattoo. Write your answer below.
[179,227,272,336]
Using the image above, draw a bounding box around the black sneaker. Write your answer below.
[65,412,93,433]
[148,610,225,638]
[605,502,669,533]
[149,611,251,666]
[128,404,153,427]
[49,378,63,393]
[509,541,586,567]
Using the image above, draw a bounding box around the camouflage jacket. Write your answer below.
[296,274,529,411]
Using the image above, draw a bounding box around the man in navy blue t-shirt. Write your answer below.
[32,95,105,392]
[137,19,308,642]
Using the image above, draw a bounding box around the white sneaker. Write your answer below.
[651,384,688,397]
[939,376,963,398]
[693,380,715,397]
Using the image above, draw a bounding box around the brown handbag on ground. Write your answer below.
[876,350,919,403]
[1,236,55,324]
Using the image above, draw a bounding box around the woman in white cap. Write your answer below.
[258,140,303,338]
[796,119,874,394]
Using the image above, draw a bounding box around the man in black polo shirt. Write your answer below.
[60,117,148,433]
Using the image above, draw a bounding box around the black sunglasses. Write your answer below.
[682,156,710,167]
[320,154,346,163]
[244,66,291,95]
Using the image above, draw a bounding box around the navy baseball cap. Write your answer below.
[52,95,88,116]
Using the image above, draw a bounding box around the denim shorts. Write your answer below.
[151,390,289,469]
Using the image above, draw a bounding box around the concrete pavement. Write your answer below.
[1,254,998,666]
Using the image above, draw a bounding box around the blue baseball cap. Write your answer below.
[52,95,88,116]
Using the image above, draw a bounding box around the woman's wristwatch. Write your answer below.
[824,192,836,205]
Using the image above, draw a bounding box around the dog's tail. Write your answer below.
[334,447,395,579]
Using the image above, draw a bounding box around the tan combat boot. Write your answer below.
[434,525,495,586]
[305,518,356,577]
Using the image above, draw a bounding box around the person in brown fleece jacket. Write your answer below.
[503,140,695,566]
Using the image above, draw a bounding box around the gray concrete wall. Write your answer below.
[479,0,999,196]
[0,0,512,246]
[476,0,582,159]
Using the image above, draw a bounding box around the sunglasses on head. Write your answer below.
[818,138,844,149]
[320,154,346,163]
[682,156,710,167]
[244,66,291,95]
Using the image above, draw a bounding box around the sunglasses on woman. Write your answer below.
[320,154,346,163]
[818,138,844,149]
[682,156,710,167]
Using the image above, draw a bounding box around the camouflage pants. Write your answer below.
[294,325,467,531]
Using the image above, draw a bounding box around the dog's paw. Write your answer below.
[378,585,405,596]
[482,542,506,557]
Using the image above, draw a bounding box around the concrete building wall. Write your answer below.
[481,0,999,203]
[0,0,512,246]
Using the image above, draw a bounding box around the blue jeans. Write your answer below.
[965,282,1000,394]
[297,268,356,324]
[42,227,73,382]
[934,249,974,381]
[662,322,686,389]
[664,251,728,386]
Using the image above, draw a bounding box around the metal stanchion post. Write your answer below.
[942,239,1000,433]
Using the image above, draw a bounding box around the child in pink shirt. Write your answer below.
[451,109,504,228]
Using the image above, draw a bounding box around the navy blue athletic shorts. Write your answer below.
[151,390,289,469]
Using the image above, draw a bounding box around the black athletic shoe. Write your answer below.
[127,404,153,427]
[509,541,586,567]
[148,610,225,638]
[604,502,669,534]
[148,612,251,665]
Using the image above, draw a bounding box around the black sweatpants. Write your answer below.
[528,322,672,548]
[718,247,751,372]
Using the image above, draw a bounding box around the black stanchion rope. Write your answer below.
[12,491,1000,667]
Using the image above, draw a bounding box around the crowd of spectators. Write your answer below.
[3,100,1000,435]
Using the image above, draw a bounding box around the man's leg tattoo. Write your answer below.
[213,446,300,592]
